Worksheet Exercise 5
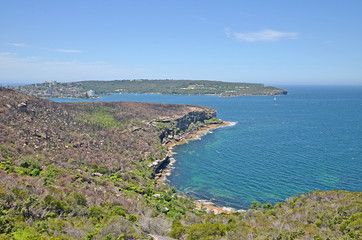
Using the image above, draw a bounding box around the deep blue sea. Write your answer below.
[50,85,362,209]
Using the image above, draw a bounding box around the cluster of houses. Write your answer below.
[11,81,97,99]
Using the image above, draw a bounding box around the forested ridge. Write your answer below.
[16,80,287,98]
[0,88,360,240]
[77,80,287,96]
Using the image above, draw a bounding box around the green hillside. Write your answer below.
[78,80,287,96]
[15,80,287,98]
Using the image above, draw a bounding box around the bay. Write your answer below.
[50,85,362,209]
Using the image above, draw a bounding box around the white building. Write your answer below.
[87,90,96,97]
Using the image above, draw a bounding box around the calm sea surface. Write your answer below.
[50,85,362,209]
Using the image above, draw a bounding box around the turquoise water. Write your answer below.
[50,85,362,209]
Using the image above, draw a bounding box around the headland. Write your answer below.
[9,79,288,98]
[0,87,360,239]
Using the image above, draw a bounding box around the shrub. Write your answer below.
[187,222,226,240]
[339,212,362,238]
[43,195,65,215]
[204,117,220,125]
[40,166,60,186]
[111,206,126,217]
[251,201,262,210]
[0,215,14,234]
[12,226,47,240]
[17,160,42,177]
[262,203,273,210]
[128,215,138,222]
[89,206,104,220]
[163,194,172,202]
[169,219,186,239]
[74,193,87,206]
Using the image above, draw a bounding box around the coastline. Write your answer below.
[166,120,236,151]
[157,120,245,214]
[158,120,235,184]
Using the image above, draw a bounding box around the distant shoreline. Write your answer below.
[9,79,288,98]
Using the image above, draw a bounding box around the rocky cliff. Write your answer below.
[155,109,216,144]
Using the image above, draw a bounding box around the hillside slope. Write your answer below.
[0,88,360,240]
[0,87,216,239]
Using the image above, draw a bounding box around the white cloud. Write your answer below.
[0,52,15,56]
[225,28,300,42]
[55,49,82,53]
[8,43,81,53]
[0,55,156,83]
[10,43,27,47]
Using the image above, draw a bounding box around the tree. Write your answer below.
[251,201,262,210]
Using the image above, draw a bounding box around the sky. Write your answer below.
[1,0,362,85]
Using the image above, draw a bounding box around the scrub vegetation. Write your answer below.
[0,88,360,239]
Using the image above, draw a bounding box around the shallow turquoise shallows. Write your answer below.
[50,85,362,209]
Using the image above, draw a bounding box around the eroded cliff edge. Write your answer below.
[147,108,225,179]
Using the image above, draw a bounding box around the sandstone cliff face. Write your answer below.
[148,109,220,178]
[175,110,216,131]
[156,108,216,144]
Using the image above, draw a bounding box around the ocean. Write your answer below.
[50,85,362,209]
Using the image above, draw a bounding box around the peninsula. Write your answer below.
[11,79,287,98]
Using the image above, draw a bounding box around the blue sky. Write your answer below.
[1,0,361,85]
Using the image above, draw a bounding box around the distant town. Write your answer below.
[8,81,98,99]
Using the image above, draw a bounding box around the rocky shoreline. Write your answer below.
[154,120,245,214]
[157,120,234,183]
[195,200,245,214]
